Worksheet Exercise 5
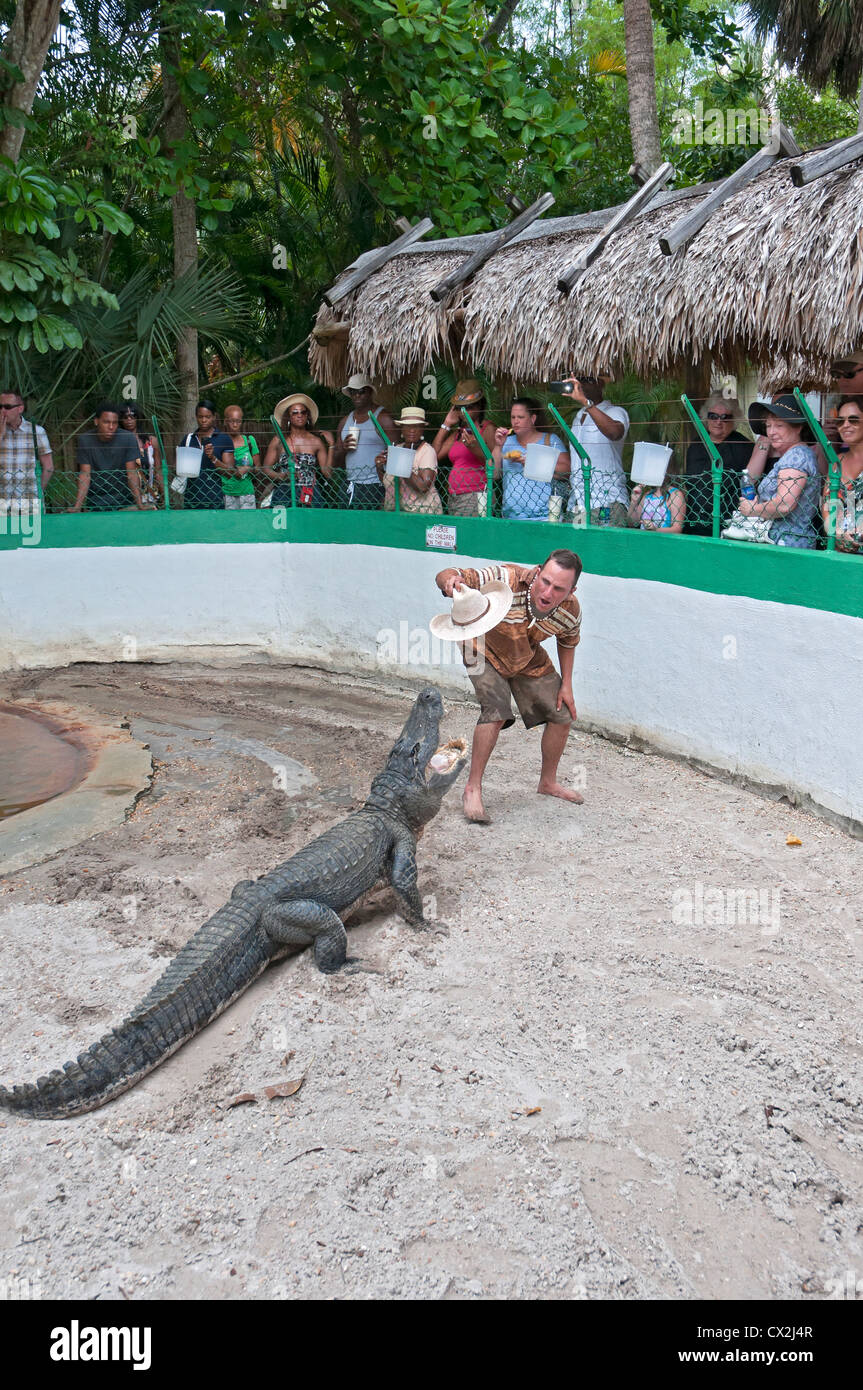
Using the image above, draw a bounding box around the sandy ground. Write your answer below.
[0,661,861,1302]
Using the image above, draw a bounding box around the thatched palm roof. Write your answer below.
[309,152,863,393]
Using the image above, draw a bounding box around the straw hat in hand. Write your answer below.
[430,580,513,643]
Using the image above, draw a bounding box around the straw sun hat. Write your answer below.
[430,579,513,643]
[394,406,428,427]
[274,393,318,425]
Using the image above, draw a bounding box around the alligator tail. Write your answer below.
[0,904,275,1120]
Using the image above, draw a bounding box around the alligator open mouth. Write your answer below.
[426,737,468,778]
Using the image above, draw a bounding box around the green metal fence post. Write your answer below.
[270,414,297,509]
[547,400,590,527]
[150,414,171,511]
[793,388,840,552]
[366,410,398,512]
[460,408,496,519]
[681,394,723,539]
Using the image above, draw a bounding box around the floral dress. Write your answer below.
[757,444,820,548]
[270,451,319,507]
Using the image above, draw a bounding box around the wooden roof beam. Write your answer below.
[557,161,674,295]
[429,192,555,304]
[322,218,435,308]
[790,130,863,187]
[311,320,350,345]
[659,123,801,257]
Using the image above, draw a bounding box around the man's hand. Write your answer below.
[436,568,463,598]
[562,377,589,407]
[557,683,577,720]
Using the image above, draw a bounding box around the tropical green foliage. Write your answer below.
[1,0,860,428]
[0,159,128,352]
[744,0,863,101]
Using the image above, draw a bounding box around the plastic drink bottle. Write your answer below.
[741,470,756,500]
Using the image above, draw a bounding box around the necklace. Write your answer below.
[527,575,548,624]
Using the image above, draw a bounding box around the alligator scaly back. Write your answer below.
[0,898,275,1119]
[0,686,467,1120]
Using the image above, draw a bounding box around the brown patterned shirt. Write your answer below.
[455,563,581,678]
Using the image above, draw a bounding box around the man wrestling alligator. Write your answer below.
[432,548,583,824]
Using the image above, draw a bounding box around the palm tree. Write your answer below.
[745,0,863,130]
[622,0,662,177]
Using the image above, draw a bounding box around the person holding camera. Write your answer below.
[556,373,629,527]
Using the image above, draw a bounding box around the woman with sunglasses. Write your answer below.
[117,402,161,507]
[685,395,751,536]
[261,394,329,507]
[822,395,863,553]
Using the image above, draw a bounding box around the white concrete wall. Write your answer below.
[1,541,860,826]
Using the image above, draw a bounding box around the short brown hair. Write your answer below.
[543,549,582,585]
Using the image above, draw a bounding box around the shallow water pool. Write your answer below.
[0,707,85,819]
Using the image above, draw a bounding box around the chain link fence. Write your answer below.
[22,408,856,552]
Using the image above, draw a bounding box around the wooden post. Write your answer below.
[557,161,673,295]
[311,321,350,345]
[659,124,800,257]
[789,130,863,187]
[429,192,555,304]
[322,218,435,307]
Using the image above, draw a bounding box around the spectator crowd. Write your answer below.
[2,373,862,554]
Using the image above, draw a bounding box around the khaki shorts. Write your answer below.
[466,661,571,730]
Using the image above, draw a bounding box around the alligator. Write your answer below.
[0,686,466,1120]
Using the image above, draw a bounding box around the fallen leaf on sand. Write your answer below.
[786,836,802,846]
[224,1092,257,1109]
[264,1077,305,1100]
[524,1106,542,1116]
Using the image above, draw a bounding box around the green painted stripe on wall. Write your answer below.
[1,508,861,620]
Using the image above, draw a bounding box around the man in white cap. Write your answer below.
[432,550,582,823]
[332,375,396,510]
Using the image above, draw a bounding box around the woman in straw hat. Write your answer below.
[375,406,443,514]
[432,550,583,823]
[261,394,330,508]
[433,379,496,517]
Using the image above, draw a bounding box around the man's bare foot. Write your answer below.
[463,785,491,823]
[538,780,584,805]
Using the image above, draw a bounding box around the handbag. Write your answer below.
[721,510,775,543]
